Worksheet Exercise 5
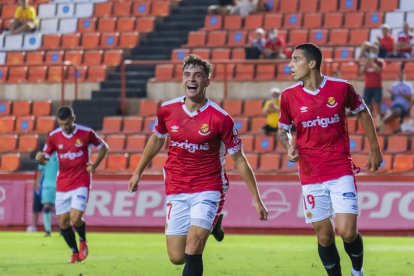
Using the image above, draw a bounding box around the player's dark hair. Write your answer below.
[183,54,213,78]
[295,43,322,71]
[57,106,74,120]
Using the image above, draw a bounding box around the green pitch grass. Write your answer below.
[0,232,412,275]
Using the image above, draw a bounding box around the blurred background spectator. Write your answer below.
[9,0,39,35]
[376,24,394,58]
[262,87,281,135]
[263,28,287,59]
[390,22,413,58]
[208,0,234,15]
[245,27,266,59]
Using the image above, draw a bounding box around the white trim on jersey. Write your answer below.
[302,76,328,95]
[324,75,349,84]
[219,141,229,192]
[278,122,292,131]
[282,82,302,93]
[350,102,367,115]
[161,96,185,107]
[209,99,229,116]
[154,130,169,138]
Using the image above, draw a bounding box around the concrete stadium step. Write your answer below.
[106,71,154,81]
[92,90,146,99]
[100,79,147,90]
[130,46,173,56]
[139,37,187,47]
[73,99,121,130]
[129,54,171,60]
[170,6,209,14]
[146,30,190,39]
[180,0,216,6]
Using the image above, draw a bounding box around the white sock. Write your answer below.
[351,267,364,276]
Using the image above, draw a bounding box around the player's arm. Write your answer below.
[87,144,108,173]
[231,150,268,220]
[128,134,166,192]
[356,108,383,171]
[278,124,299,162]
[35,151,48,165]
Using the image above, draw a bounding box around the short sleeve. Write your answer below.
[153,107,168,138]
[42,136,56,159]
[278,91,293,130]
[221,116,242,155]
[346,83,366,115]
[89,130,107,149]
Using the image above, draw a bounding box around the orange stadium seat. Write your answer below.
[100,32,119,49]
[61,33,81,49]
[393,154,413,173]
[309,29,328,45]
[47,66,64,82]
[87,65,107,82]
[344,12,364,29]
[339,62,358,79]
[32,100,52,116]
[122,116,143,134]
[232,48,246,60]
[254,135,275,153]
[7,51,25,65]
[15,115,35,133]
[364,12,383,28]
[0,153,21,172]
[171,49,190,61]
[347,117,358,133]
[81,32,101,50]
[125,134,147,152]
[0,134,18,152]
[223,99,243,116]
[17,134,38,152]
[211,48,231,61]
[45,51,64,64]
[360,0,379,11]
[191,48,211,59]
[128,153,142,171]
[185,31,207,48]
[349,134,363,152]
[173,64,183,81]
[132,1,151,16]
[224,15,242,30]
[78,17,97,33]
[244,99,263,117]
[250,117,267,134]
[149,153,167,171]
[0,116,16,133]
[139,99,159,117]
[382,62,402,80]
[299,0,317,12]
[116,17,136,33]
[64,50,83,65]
[329,29,349,45]
[323,13,343,29]
[212,64,234,80]
[245,153,259,171]
[119,32,139,49]
[379,0,398,11]
[225,154,235,171]
[259,153,281,171]
[0,101,11,116]
[94,1,113,17]
[235,64,254,80]
[84,50,103,66]
[35,116,56,134]
[321,47,334,59]
[27,66,47,83]
[207,31,227,47]
[363,135,385,152]
[25,51,45,65]
[106,134,126,152]
[90,152,107,172]
[101,116,123,134]
[339,0,357,11]
[283,13,302,29]
[8,66,28,83]
[244,14,263,30]
[256,64,276,80]
[67,66,87,82]
[386,136,408,153]
[276,63,293,80]
[288,29,308,46]
[233,116,249,134]
[0,66,8,83]
[279,0,298,12]
[320,1,338,12]
[151,0,170,17]
[280,154,298,172]
[136,17,155,33]
[104,49,122,66]
[154,64,174,81]
[42,34,61,50]
[263,14,282,29]
[303,13,322,29]
[98,17,117,32]
[204,15,223,30]
[1,5,17,20]
[113,1,132,17]
[12,100,31,116]
[106,153,128,171]
[334,47,354,59]
[240,134,254,152]
[228,31,247,47]
[349,29,369,46]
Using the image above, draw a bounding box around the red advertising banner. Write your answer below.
[0,180,27,225]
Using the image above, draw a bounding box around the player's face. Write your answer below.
[289,49,311,81]
[58,117,75,134]
[182,64,210,102]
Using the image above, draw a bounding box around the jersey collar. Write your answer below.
[301,76,327,95]
[181,97,210,117]
[61,124,78,138]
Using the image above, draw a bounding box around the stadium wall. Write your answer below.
[1,174,413,235]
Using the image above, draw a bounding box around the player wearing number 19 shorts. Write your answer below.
[278,44,383,276]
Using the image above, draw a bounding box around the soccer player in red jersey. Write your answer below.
[278,44,383,276]
[35,106,108,263]
[128,55,268,276]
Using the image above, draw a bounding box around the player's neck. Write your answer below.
[184,97,208,112]
[302,72,323,91]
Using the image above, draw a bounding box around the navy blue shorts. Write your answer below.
[32,191,43,212]
[363,87,383,106]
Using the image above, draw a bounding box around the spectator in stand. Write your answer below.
[231,0,257,17]
[382,68,414,130]
[263,28,286,59]
[208,0,234,15]
[245,27,266,59]
[376,24,394,58]
[262,87,281,135]
[9,0,39,35]
[359,43,384,127]
[390,22,414,58]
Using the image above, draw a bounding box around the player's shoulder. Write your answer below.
[76,124,94,133]
[208,99,229,117]
[160,96,185,108]
[323,76,352,90]
[281,82,303,95]
[49,127,62,137]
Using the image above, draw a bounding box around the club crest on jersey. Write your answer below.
[300,106,308,113]
[198,124,211,136]
[327,97,338,108]
[75,139,83,147]
[171,125,179,133]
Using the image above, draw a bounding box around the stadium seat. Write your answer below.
[171,49,190,61]
[149,153,167,171]
[223,99,243,116]
[385,12,404,29]
[207,31,227,47]
[211,48,231,61]
[232,48,246,60]
[244,14,264,30]
[100,32,120,49]
[299,0,317,12]
[233,116,249,134]
[116,17,136,33]
[349,134,363,152]
[245,153,259,171]
[259,153,281,171]
[151,0,170,17]
[235,64,254,80]
[323,13,343,29]
[225,154,235,171]
[224,15,242,30]
[136,17,155,33]
[393,154,414,172]
[64,50,83,65]
[280,154,298,172]
[90,152,107,171]
[78,17,97,33]
[303,13,322,29]
[0,101,12,116]
[86,65,107,82]
[191,48,211,59]
[42,34,61,50]
[101,116,123,134]
[106,153,128,171]
[204,15,223,30]
[244,99,263,117]
[47,66,64,82]
[344,12,364,29]
[7,51,25,65]
[0,153,21,171]
[8,66,27,83]
[75,2,94,18]
[379,0,399,11]
[263,14,282,29]
[185,31,206,47]
[364,12,383,28]
[256,64,276,80]
[119,32,139,49]
[0,66,8,83]
[212,64,234,80]
[106,134,126,152]
[386,136,408,153]
[125,134,147,152]
[84,50,103,66]
[347,117,358,133]
[339,0,357,11]
[59,18,78,34]
[240,134,254,152]
[154,64,174,81]
[98,17,117,32]
[276,63,292,81]
[12,100,31,116]
[349,29,369,46]
[32,100,52,116]
[81,32,101,50]
[279,0,298,12]
[67,65,87,82]
[139,99,159,117]
[309,29,328,45]
[46,51,64,64]
[35,116,56,134]
[320,1,339,12]
[0,116,16,133]
[254,135,275,153]
[283,13,302,29]
[250,117,267,134]
[128,153,142,172]
[227,31,247,47]
[1,4,17,20]
[113,1,132,17]
[339,62,358,79]
[382,62,402,80]
[363,135,385,152]
[15,115,35,133]
[94,1,113,17]
[17,134,38,152]
[61,33,81,50]
[104,50,123,66]
[132,1,151,16]
[329,29,349,45]
[288,29,308,46]
[334,47,354,59]
[122,116,143,134]
[25,51,45,65]
[0,134,18,152]
[174,64,183,81]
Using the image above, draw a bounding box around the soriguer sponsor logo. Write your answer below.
[170,140,209,153]
[301,114,340,128]
[59,150,84,160]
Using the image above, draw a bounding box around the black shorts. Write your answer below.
[32,191,43,212]
[391,103,409,119]
[363,87,383,106]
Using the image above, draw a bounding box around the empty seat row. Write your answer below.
[93,0,171,18]
[0,64,108,83]
[4,49,123,66]
[0,153,21,172]
[0,115,56,134]
[77,16,154,33]
[0,100,51,117]
[0,134,39,153]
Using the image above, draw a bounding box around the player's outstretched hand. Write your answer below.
[86,162,96,173]
[366,147,383,172]
[128,173,141,193]
[255,199,268,221]
[287,145,299,162]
